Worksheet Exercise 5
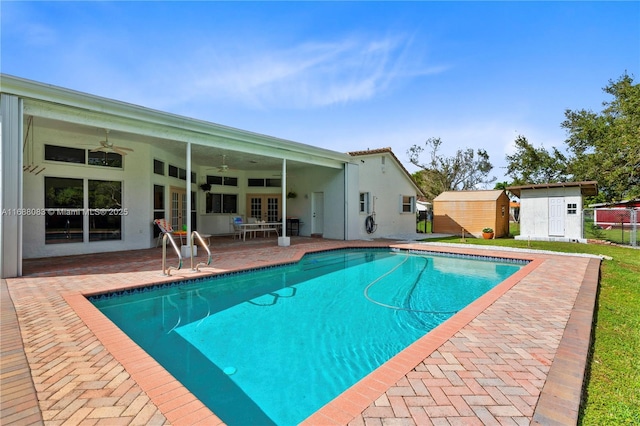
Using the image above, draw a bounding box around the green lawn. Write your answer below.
[421,234,640,425]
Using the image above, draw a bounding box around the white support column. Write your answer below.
[1,94,24,278]
[278,158,290,247]
[181,142,196,257]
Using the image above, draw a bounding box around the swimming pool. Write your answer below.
[91,248,525,425]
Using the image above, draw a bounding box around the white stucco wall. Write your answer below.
[355,153,417,239]
[23,128,152,258]
[22,128,153,258]
[516,187,584,242]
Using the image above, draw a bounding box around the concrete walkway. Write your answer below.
[1,237,599,425]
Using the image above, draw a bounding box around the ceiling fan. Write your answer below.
[207,155,234,173]
[91,129,134,156]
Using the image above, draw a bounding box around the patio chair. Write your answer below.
[153,218,175,247]
[232,216,244,240]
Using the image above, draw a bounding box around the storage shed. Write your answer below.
[507,181,598,243]
[432,190,510,238]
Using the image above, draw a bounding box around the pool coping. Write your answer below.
[58,243,599,425]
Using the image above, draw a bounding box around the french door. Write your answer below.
[170,187,187,231]
[247,194,282,222]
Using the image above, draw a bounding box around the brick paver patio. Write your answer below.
[1,237,599,425]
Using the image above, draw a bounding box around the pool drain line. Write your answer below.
[363,252,459,315]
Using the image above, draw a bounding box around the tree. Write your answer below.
[503,73,639,203]
[408,137,495,200]
[562,73,640,202]
[504,135,568,185]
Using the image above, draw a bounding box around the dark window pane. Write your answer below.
[207,175,223,185]
[206,193,222,213]
[88,180,122,241]
[191,211,197,230]
[223,194,238,213]
[154,159,165,175]
[191,172,197,183]
[224,176,238,186]
[248,178,263,187]
[169,165,178,178]
[153,211,165,238]
[266,178,281,187]
[154,185,164,210]
[179,168,187,180]
[88,151,122,168]
[44,145,85,164]
[44,177,83,244]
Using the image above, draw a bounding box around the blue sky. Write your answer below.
[2,1,639,183]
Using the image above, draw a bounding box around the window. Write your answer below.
[401,195,415,213]
[44,177,124,243]
[206,193,238,213]
[567,203,577,215]
[88,180,122,241]
[207,175,238,186]
[154,159,165,175]
[45,145,85,164]
[167,164,193,181]
[153,185,165,238]
[248,178,281,187]
[88,151,122,168]
[359,192,370,213]
[44,177,84,244]
[45,144,122,168]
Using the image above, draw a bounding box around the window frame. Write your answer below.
[205,193,239,214]
[44,144,123,169]
[359,192,370,214]
[400,195,415,214]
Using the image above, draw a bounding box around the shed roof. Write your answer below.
[507,181,598,197]
[433,190,506,202]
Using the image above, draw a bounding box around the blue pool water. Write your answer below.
[91,248,524,425]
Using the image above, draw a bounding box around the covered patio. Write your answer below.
[1,237,599,425]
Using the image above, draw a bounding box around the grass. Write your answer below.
[415,220,432,234]
[422,234,640,425]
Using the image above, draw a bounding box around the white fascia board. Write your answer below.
[2,74,350,169]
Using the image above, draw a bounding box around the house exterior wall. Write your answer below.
[2,74,420,277]
[22,127,155,259]
[353,152,418,239]
[433,192,510,238]
[516,187,584,242]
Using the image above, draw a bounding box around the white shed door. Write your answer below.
[549,197,565,236]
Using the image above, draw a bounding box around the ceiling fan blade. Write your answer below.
[91,147,108,153]
[113,148,129,156]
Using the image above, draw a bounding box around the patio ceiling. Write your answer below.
[28,115,311,173]
[6,74,350,174]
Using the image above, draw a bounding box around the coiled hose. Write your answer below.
[365,215,377,234]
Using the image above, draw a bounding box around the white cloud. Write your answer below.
[173,34,447,109]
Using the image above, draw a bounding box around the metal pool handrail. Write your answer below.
[162,233,182,275]
[191,231,212,272]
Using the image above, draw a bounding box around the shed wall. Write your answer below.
[433,193,509,237]
[517,187,583,241]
